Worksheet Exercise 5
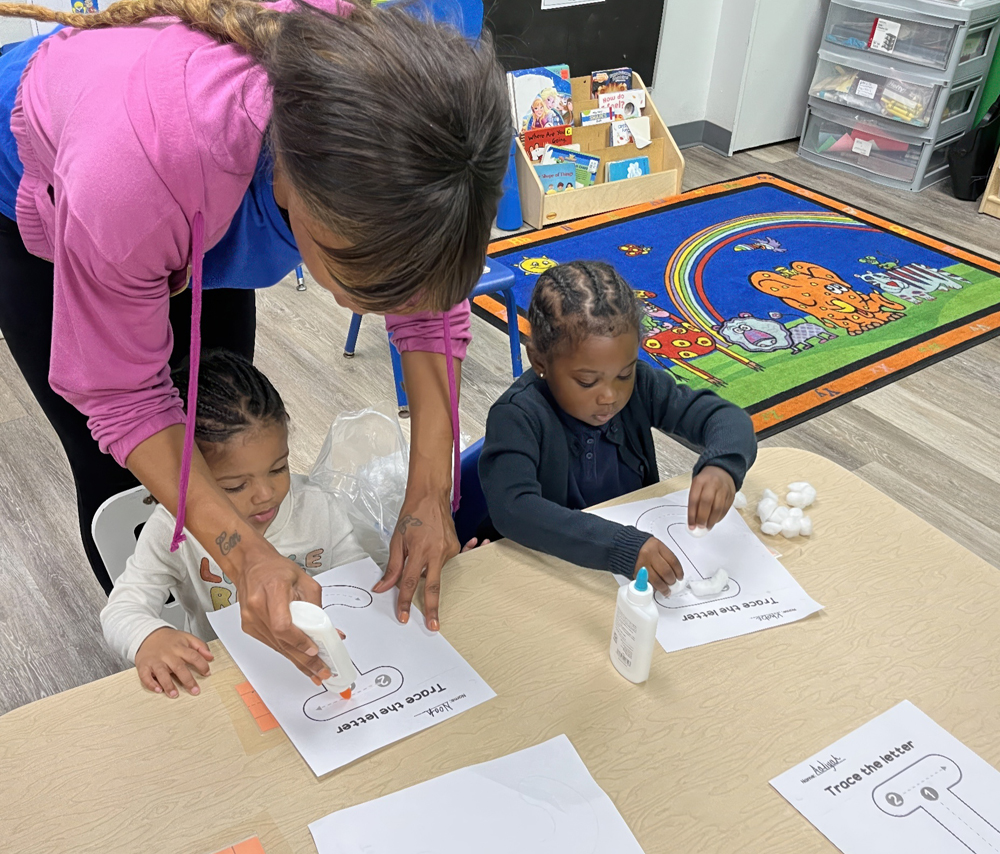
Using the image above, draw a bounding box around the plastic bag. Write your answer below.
[309,404,409,569]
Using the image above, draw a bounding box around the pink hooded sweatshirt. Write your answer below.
[11,2,469,541]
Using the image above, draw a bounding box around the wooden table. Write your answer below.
[2,448,998,853]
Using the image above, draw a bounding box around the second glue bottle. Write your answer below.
[610,567,658,683]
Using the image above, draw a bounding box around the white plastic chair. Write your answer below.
[91,486,186,629]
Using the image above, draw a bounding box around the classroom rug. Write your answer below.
[480,173,1000,437]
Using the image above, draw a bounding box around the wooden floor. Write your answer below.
[1,143,998,715]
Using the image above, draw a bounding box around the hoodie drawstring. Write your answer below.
[443,311,461,514]
[170,211,204,552]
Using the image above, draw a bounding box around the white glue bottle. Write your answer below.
[610,567,658,684]
[289,601,360,699]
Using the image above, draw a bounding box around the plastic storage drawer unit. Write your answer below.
[824,0,961,69]
[809,48,945,126]
[800,101,934,186]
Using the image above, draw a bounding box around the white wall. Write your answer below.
[649,0,725,126]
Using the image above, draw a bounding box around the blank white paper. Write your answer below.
[308,734,646,854]
[208,558,495,776]
[593,490,822,652]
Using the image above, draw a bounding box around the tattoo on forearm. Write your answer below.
[397,515,423,535]
[216,530,241,555]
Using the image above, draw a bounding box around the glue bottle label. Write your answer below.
[612,610,637,669]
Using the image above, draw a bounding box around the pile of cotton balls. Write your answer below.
[755,482,816,538]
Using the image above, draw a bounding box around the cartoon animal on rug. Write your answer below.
[633,290,762,386]
[619,244,652,257]
[750,262,905,335]
[515,255,559,276]
[718,313,836,355]
[855,263,968,305]
[734,236,785,253]
[858,254,898,271]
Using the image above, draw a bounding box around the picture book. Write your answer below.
[598,89,645,121]
[544,145,600,188]
[534,162,578,194]
[540,143,581,163]
[590,67,632,98]
[508,65,574,134]
[607,156,650,182]
[611,116,651,148]
[523,124,574,162]
[581,107,612,125]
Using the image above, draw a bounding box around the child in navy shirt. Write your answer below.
[479,261,757,594]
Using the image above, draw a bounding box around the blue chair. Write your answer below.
[453,437,487,546]
[343,258,523,414]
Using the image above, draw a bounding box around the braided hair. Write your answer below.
[171,350,288,446]
[526,261,643,360]
[0,0,512,314]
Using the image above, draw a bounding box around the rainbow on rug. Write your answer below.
[482,174,1000,436]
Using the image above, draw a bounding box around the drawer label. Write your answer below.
[852,137,873,156]
[856,79,879,99]
[869,18,901,54]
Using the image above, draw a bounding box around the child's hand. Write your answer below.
[635,537,684,594]
[460,537,491,553]
[135,627,214,698]
[688,465,736,531]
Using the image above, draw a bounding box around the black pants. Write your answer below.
[0,214,256,594]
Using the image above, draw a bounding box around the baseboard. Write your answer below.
[668,120,733,156]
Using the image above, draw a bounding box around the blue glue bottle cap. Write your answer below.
[635,567,649,591]
[628,566,654,605]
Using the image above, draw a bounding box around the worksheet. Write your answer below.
[308,735,646,854]
[771,701,1000,854]
[593,491,822,652]
[208,558,495,777]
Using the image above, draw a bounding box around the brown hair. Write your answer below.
[0,0,513,313]
[527,261,643,359]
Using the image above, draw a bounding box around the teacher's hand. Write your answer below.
[374,487,460,631]
[235,549,330,683]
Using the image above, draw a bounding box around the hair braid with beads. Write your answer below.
[526,261,643,359]
[0,0,513,313]
[171,350,288,446]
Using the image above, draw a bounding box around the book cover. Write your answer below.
[590,67,632,98]
[545,145,600,187]
[540,143,581,163]
[534,162,577,194]
[610,116,651,148]
[523,124,574,162]
[508,65,574,134]
[598,89,645,121]
[581,107,612,126]
[607,156,650,182]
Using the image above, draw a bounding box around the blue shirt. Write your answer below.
[0,32,300,291]
[556,405,643,511]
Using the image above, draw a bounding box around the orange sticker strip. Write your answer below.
[211,837,265,854]
[235,681,280,733]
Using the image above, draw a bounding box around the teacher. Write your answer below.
[0,0,511,681]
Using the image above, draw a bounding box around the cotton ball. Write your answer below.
[772,506,790,523]
[760,520,782,536]
[689,569,729,597]
[669,576,689,595]
[757,496,779,523]
[733,491,747,510]
[781,517,801,538]
[761,488,779,502]
[788,481,810,492]
[688,526,708,538]
[800,516,813,537]
[789,507,803,520]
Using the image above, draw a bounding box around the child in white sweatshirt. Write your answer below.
[101,351,367,698]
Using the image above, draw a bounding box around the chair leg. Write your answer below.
[343,312,363,358]
[502,287,524,377]
[387,332,409,416]
[295,264,307,292]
